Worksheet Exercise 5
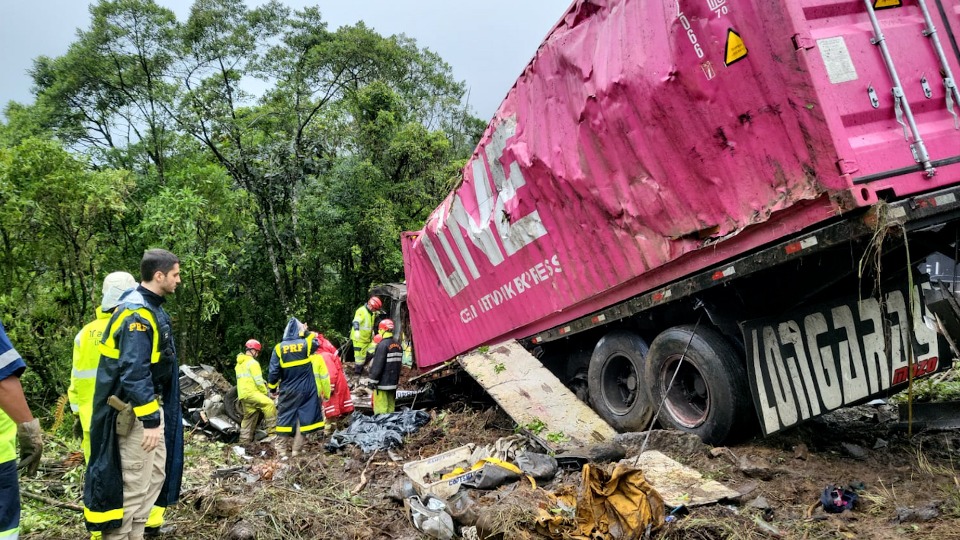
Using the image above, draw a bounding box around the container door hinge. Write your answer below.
[836,158,860,175]
[792,34,815,50]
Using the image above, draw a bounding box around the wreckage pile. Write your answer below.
[19,397,960,539]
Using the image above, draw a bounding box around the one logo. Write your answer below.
[724,29,748,66]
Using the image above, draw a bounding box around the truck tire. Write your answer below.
[645,325,752,445]
[223,386,243,423]
[587,331,654,431]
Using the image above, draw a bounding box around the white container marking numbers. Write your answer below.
[678,3,704,59]
[707,0,729,18]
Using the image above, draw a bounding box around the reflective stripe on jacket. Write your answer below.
[84,287,184,532]
[235,353,267,399]
[321,351,354,418]
[267,319,326,434]
[69,309,112,425]
[350,305,375,354]
[0,320,26,465]
[368,332,402,391]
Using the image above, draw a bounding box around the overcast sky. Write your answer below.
[0,0,571,122]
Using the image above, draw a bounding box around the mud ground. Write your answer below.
[22,398,960,540]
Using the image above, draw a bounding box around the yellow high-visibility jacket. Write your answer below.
[235,353,268,399]
[69,309,112,458]
[350,305,376,358]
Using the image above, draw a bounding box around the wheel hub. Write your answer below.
[662,355,709,429]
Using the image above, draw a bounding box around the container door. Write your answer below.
[800,0,960,193]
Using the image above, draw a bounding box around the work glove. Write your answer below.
[17,418,43,476]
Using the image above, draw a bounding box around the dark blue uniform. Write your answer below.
[268,318,326,435]
[83,287,183,532]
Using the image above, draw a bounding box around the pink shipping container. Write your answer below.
[401,0,960,441]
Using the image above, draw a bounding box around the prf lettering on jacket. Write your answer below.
[282,343,304,354]
[128,322,148,332]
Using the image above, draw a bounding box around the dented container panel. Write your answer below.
[403,0,960,368]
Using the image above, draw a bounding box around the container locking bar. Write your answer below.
[916,0,960,130]
[863,0,936,177]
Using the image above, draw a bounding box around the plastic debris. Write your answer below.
[326,409,430,453]
[408,495,455,540]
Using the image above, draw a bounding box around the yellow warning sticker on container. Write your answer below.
[873,0,901,9]
[724,29,747,66]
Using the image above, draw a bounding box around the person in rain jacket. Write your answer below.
[70,271,138,540]
[0,318,43,540]
[267,318,330,457]
[314,336,354,436]
[83,249,184,540]
[350,296,381,374]
[367,319,403,414]
[234,339,277,444]
[69,272,138,463]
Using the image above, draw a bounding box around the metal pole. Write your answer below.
[863,0,936,177]
[916,0,960,129]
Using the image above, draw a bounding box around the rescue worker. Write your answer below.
[367,319,402,414]
[0,318,43,540]
[350,296,381,374]
[84,249,184,540]
[318,340,354,436]
[267,318,331,457]
[234,339,277,444]
[69,271,138,462]
[70,271,138,540]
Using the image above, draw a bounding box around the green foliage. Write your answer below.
[890,361,960,404]
[493,362,506,374]
[518,418,547,435]
[0,0,482,410]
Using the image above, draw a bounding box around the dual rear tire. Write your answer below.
[586,325,753,445]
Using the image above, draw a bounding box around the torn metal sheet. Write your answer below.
[403,0,960,368]
[622,450,739,508]
[459,341,616,448]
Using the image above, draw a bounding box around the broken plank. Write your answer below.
[460,341,616,449]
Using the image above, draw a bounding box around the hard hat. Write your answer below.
[101,271,138,311]
[367,297,383,311]
[244,339,262,352]
[378,319,394,332]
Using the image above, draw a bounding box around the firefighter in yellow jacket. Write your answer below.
[234,339,277,443]
[350,296,381,374]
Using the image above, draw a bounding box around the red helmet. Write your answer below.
[244,339,262,352]
[367,296,383,311]
[378,319,394,332]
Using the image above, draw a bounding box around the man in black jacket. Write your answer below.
[84,249,184,540]
[367,319,402,414]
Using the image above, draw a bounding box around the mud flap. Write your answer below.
[922,285,960,358]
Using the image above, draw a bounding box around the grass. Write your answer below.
[861,479,898,516]
[916,442,960,519]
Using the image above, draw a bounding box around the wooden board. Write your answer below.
[459,341,616,448]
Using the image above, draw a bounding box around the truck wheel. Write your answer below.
[223,386,243,423]
[587,331,654,431]
[645,325,752,445]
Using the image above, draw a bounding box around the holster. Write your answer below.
[109,395,136,437]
